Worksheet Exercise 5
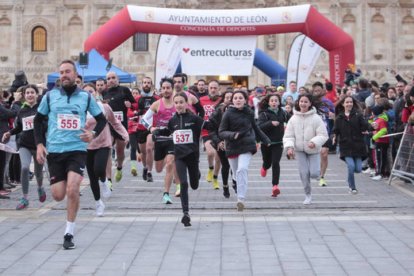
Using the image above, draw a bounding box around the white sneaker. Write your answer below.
[303,195,312,205]
[371,175,382,181]
[349,188,358,195]
[100,180,112,199]
[96,200,105,217]
[362,168,371,174]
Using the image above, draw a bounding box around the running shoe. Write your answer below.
[212,178,220,190]
[37,187,46,202]
[107,180,113,191]
[232,180,237,194]
[100,180,112,199]
[349,188,358,195]
[63,233,75,250]
[143,168,148,181]
[237,200,245,212]
[303,195,312,205]
[115,169,122,182]
[206,169,213,182]
[162,193,172,204]
[223,185,230,198]
[96,200,105,217]
[175,184,181,197]
[319,178,327,187]
[181,213,191,227]
[362,168,371,174]
[371,175,382,181]
[130,164,137,176]
[16,198,29,210]
[260,167,267,177]
[147,172,153,182]
[271,185,280,197]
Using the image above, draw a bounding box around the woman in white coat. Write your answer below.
[283,94,328,205]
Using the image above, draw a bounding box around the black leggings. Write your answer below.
[86,147,111,201]
[374,143,389,176]
[175,152,200,213]
[217,149,230,186]
[261,143,283,185]
[129,132,141,161]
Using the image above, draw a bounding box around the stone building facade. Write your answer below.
[0,0,413,90]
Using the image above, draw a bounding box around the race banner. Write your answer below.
[179,36,257,76]
[286,34,305,86]
[155,34,181,89]
[296,36,322,88]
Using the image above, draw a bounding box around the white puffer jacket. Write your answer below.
[283,107,328,154]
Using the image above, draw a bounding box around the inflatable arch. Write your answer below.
[84,5,354,86]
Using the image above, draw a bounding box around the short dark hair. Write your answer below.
[160,77,174,87]
[59,59,77,72]
[23,84,39,94]
[173,73,186,83]
[358,78,369,89]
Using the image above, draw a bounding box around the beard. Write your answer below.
[143,86,151,93]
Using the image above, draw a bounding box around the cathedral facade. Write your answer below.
[0,0,413,89]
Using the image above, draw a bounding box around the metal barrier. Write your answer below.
[389,124,414,185]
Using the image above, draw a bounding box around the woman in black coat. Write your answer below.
[219,90,270,211]
[332,96,368,194]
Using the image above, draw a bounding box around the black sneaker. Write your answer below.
[63,233,76,250]
[143,168,148,181]
[147,172,153,182]
[232,180,237,194]
[181,213,191,227]
[223,185,230,198]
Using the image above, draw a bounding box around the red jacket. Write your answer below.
[401,105,414,124]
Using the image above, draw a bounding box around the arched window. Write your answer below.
[133,33,149,51]
[32,26,47,52]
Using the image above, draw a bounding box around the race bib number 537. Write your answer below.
[173,129,193,144]
[57,114,81,131]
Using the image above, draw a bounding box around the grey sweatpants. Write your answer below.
[19,147,43,195]
[296,151,320,196]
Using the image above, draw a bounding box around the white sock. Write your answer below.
[65,221,75,236]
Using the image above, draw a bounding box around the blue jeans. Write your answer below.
[344,157,362,190]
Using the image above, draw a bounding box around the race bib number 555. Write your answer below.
[173,129,193,144]
[57,114,81,131]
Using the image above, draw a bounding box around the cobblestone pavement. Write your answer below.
[1,151,414,276]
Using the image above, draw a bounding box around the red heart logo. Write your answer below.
[183,48,190,53]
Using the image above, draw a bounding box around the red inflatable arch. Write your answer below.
[84,5,354,86]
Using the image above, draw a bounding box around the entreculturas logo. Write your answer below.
[182,48,253,57]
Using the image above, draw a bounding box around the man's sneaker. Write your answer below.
[369,171,375,177]
[223,185,230,198]
[107,180,113,191]
[371,175,382,181]
[181,213,191,227]
[206,169,213,182]
[147,172,153,182]
[143,168,148,181]
[319,178,327,187]
[237,200,245,212]
[63,233,75,250]
[131,164,137,176]
[349,189,358,195]
[212,178,220,190]
[100,180,112,199]
[162,193,172,204]
[175,184,181,197]
[115,169,122,182]
[96,200,105,217]
[362,168,371,174]
[303,195,312,205]
[37,187,46,202]
[260,167,267,177]
[271,185,280,197]
[16,198,29,210]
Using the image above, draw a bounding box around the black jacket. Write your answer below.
[156,111,204,159]
[333,110,369,160]
[0,102,18,137]
[257,108,290,144]
[219,105,270,157]
[9,103,45,150]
